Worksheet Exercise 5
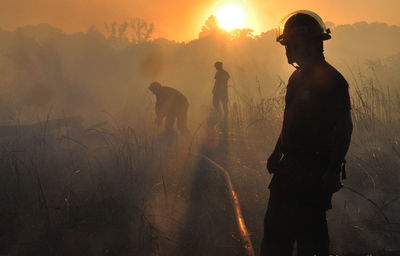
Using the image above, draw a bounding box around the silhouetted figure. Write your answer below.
[148,81,189,134]
[213,61,230,117]
[260,10,353,256]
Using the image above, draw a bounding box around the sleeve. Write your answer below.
[331,75,351,112]
[155,89,170,117]
[284,71,298,110]
[155,97,163,116]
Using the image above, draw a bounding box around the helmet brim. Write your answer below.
[278,33,331,45]
[276,10,331,45]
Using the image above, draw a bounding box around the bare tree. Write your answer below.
[130,18,154,43]
[118,22,129,39]
[104,22,118,40]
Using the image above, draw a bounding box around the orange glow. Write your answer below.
[0,0,399,41]
[204,1,262,35]
[216,5,245,31]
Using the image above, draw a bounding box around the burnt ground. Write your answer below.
[0,114,399,255]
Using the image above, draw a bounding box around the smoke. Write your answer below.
[1,21,400,123]
[0,20,399,254]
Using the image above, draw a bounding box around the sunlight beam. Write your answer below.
[216,5,245,31]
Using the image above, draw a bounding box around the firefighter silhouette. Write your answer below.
[261,10,353,256]
[213,61,230,117]
[149,81,189,134]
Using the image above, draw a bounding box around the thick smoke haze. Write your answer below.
[0,5,399,255]
[0,21,399,124]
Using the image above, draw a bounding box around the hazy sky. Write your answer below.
[0,0,399,41]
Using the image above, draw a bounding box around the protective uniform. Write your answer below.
[213,62,230,116]
[149,82,189,133]
[260,11,352,256]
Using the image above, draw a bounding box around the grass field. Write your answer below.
[0,74,399,256]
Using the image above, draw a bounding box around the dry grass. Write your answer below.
[0,69,399,255]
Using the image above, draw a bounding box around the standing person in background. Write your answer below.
[261,10,353,256]
[213,61,230,118]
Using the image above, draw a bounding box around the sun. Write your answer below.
[216,5,245,31]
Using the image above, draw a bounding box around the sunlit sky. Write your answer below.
[0,0,399,41]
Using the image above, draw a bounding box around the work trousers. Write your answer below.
[260,189,330,256]
[260,152,333,256]
[213,92,228,116]
[165,105,189,133]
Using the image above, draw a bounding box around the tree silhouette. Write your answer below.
[198,15,228,39]
[130,18,154,43]
[105,22,118,40]
[118,22,129,39]
[230,28,254,40]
